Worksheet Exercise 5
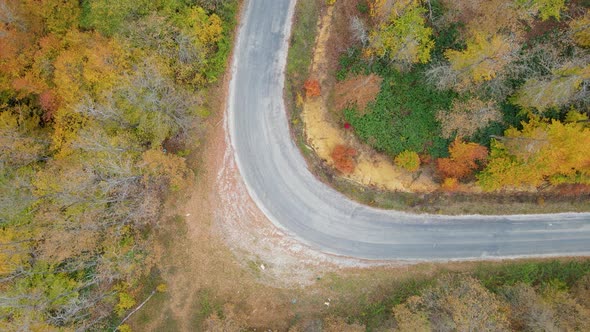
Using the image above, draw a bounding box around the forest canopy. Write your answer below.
[0,0,236,330]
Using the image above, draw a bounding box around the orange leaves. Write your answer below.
[331,144,357,174]
[436,139,488,180]
[39,90,59,122]
[303,79,321,98]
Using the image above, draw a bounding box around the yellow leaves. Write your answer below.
[369,0,387,19]
[479,117,590,190]
[394,150,421,172]
[51,110,86,154]
[513,64,590,112]
[118,324,133,332]
[156,283,168,293]
[140,149,193,192]
[116,292,136,316]
[186,6,223,46]
[367,1,434,67]
[445,32,514,88]
[38,0,81,35]
[519,0,566,21]
[570,10,590,48]
[53,32,129,108]
[0,228,30,275]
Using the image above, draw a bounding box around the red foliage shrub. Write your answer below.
[39,90,59,122]
[436,138,488,180]
[304,79,321,98]
[331,144,357,174]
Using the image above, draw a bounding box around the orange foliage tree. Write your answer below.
[304,79,321,97]
[436,139,488,180]
[331,144,357,174]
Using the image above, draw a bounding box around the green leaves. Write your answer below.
[344,66,454,158]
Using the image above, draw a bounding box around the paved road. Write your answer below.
[227,0,590,260]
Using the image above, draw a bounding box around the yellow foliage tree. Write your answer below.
[478,113,590,190]
[445,32,516,90]
[367,0,434,68]
[570,10,590,48]
[513,64,590,112]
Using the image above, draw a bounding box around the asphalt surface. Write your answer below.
[227,0,590,260]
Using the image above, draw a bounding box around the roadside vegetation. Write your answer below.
[0,0,237,329]
[343,0,590,192]
[286,0,590,213]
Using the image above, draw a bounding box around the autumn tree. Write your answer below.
[367,0,434,69]
[440,0,524,36]
[331,144,357,174]
[436,98,502,139]
[304,79,321,97]
[392,296,431,331]
[478,112,590,191]
[418,275,511,331]
[569,10,590,48]
[513,63,590,112]
[0,0,231,329]
[441,32,518,91]
[394,150,421,172]
[436,138,488,180]
[516,0,566,21]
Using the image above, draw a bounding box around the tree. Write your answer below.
[392,296,431,332]
[303,79,321,97]
[500,283,559,331]
[516,0,566,21]
[478,113,590,190]
[419,274,511,331]
[436,138,488,180]
[444,32,517,91]
[367,0,434,68]
[513,64,590,112]
[331,144,357,174]
[394,150,421,172]
[436,98,502,139]
[569,10,590,48]
[441,0,524,36]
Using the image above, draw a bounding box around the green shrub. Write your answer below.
[344,65,455,158]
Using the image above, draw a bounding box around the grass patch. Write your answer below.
[190,289,224,329]
[285,0,321,132]
[286,0,320,91]
[474,260,590,292]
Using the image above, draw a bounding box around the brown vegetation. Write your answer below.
[331,144,357,174]
[333,74,382,112]
[304,79,321,97]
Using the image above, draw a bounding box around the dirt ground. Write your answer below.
[301,3,438,193]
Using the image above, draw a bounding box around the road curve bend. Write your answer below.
[227,0,590,260]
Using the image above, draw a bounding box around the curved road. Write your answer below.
[227,0,590,260]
